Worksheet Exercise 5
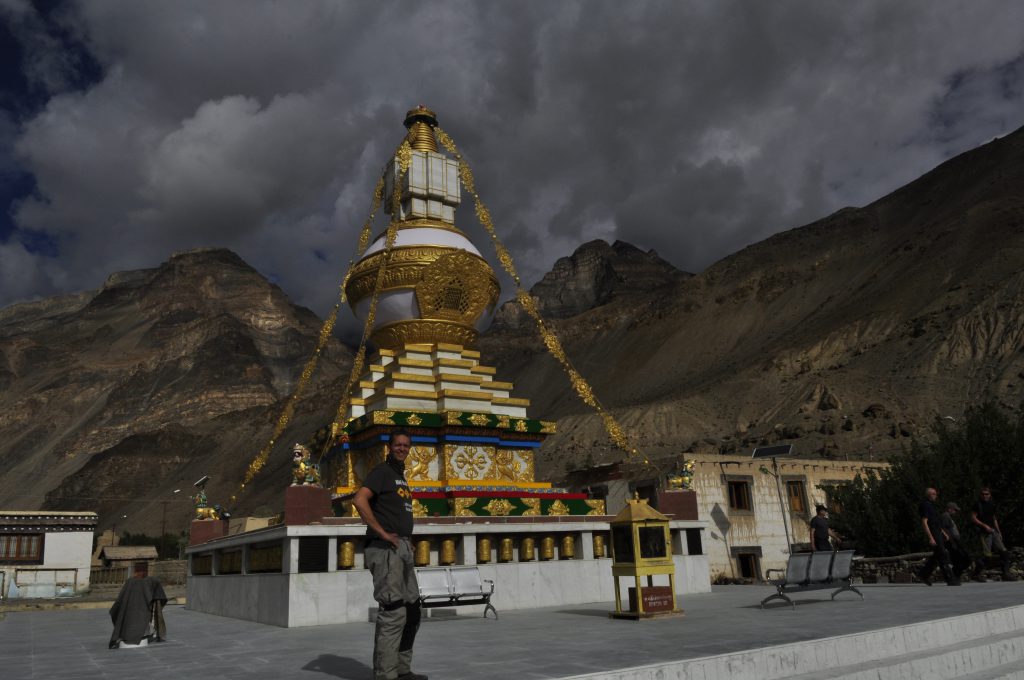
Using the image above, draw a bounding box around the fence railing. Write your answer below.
[90,566,129,586]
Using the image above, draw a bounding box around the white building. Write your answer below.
[571,455,883,581]
[1,511,98,598]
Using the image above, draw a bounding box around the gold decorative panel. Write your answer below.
[452,498,476,517]
[585,499,607,515]
[483,498,514,516]
[522,498,540,516]
[444,444,493,480]
[405,446,436,481]
[415,250,499,325]
[411,499,428,518]
[547,500,570,516]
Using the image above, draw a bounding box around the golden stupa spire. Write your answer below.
[404,105,439,152]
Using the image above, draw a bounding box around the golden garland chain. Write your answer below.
[434,127,641,462]
[234,156,399,500]
[322,140,413,457]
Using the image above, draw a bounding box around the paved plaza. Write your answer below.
[1,582,1024,679]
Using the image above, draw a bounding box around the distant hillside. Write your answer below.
[0,248,352,534]
[2,124,1023,534]
[481,125,1024,478]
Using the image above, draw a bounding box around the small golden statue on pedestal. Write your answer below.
[291,444,321,487]
[665,459,695,490]
[192,475,224,520]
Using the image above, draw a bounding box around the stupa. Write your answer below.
[326,106,602,518]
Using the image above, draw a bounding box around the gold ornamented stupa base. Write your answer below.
[370,319,479,352]
[325,343,605,518]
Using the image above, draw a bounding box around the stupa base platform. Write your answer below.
[185,515,708,627]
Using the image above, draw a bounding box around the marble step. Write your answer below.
[786,629,1024,680]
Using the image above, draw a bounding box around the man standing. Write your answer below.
[918,487,960,586]
[808,505,840,552]
[353,430,427,680]
[940,502,971,581]
[970,487,1015,582]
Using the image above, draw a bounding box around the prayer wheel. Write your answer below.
[593,534,606,558]
[477,536,492,564]
[415,539,431,566]
[338,540,356,569]
[540,536,555,561]
[561,535,576,559]
[498,537,514,562]
[520,536,535,562]
[441,538,457,565]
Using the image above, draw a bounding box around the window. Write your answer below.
[727,481,752,511]
[786,480,807,514]
[731,546,763,580]
[685,529,703,556]
[0,534,43,563]
[736,553,760,580]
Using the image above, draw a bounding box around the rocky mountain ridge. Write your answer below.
[0,248,353,533]
[2,124,1023,533]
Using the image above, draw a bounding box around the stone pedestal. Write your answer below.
[189,519,229,546]
[656,489,698,521]
[285,485,332,526]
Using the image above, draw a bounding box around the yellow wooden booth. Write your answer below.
[609,495,682,619]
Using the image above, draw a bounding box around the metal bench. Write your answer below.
[760,550,863,609]
[416,566,497,619]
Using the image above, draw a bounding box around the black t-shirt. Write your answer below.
[919,499,941,529]
[975,499,997,526]
[809,515,830,549]
[362,457,414,546]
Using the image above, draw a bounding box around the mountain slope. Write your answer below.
[0,248,353,531]
[481,126,1024,476]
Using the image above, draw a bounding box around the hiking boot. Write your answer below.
[917,569,933,586]
[397,673,428,680]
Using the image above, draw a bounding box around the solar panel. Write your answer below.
[750,444,793,459]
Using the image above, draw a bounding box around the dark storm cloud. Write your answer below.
[2,0,1024,315]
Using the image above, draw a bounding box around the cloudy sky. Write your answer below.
[2,1,1023,320]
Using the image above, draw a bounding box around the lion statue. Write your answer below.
[291,443,321,487]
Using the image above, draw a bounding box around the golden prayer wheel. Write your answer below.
[415,539,431,567]
[338,540,356,569]
[477,536,492,564]
[498,537,514,562]
[520,536,535,562]
[561,535,576,559]
[441,538,457,565]
[540,536,555,561]
[593,534,606,558]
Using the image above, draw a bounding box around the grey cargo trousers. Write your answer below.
[365,538,421,680]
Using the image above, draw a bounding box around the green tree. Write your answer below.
[828,402,1023,556]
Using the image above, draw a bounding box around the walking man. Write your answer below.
[353,430,427,680]
[918,487,960,586]
[808,505,840,552]
[940,502,971,581]
[970,487,1016,581]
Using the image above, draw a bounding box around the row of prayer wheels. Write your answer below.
[334,534,608,569]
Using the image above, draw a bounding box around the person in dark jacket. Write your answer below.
[917,487,960,586]
[109,571,167,648]
[808,505,841,551]
[970,487,1016,581]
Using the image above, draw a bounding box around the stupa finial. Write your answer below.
[404,105,438,152]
